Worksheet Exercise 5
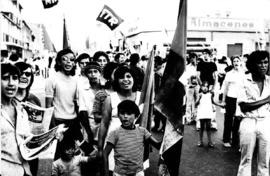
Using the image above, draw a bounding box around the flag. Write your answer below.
[96,5,123,30]
[155,0,187,175]
[139,48,155,169]
[42,25,56,52]
[63,17,70,49]
[42,0,58,9]
[85,37,90,50]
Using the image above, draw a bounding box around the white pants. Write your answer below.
[237,118,270,176]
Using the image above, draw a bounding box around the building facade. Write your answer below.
[124,16,270,58]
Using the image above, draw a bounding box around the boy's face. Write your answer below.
[86,68,101,83]
[62,147,75,160]
[118,111,136,128]
[1,72,19,99]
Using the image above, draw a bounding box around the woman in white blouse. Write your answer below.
[221,55,245,148]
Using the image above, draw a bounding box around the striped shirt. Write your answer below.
[107,126,151,175]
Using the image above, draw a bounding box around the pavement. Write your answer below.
[146,107,243,176]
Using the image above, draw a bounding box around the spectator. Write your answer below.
[14,62,41,106]
[196,81,224,148]
[220,56,245,148]
[52,137,97,176]
[92,51,110,71]
[237,50,270,176]
[1,63,32,176]
[45,49,82,158]
[98,66,141,174]
[114,52,126,65]
[129,53,145,91]
[103,100,161,176]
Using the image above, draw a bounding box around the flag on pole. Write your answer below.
[155,0,187,175]
[96,5,124,30]
[42,25,56,52]
[42,0,58,9]
[85,37,90,50]
[63,17,70,49]
[139,48,155,169]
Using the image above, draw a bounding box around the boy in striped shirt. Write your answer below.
[104,100,161,176]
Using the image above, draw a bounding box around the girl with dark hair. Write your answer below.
[14,62,41,106]
[98,66,141,173]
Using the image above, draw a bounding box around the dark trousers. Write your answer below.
[223,96,237,143]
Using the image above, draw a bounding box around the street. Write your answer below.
[146,107,245,176]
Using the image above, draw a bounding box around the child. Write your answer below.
[51,137,97,176]
[185,75,200,124]
[195,81,224,148]
[103,100,161,176]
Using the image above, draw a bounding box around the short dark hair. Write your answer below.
[129,53,140,66]
[246,50,269,74]
[117,100,140,118]
[203,49,212,55]
[9,53,19,62]
[230,55,241,63]
[54,48,76,76]
[76,53,91,63]
[93,51,109,63]
[84,61,102,75]
[1,63,20,77]
[113,66,137,92]
[114,52,124,63]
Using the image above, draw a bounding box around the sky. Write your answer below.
[20,0,270,52]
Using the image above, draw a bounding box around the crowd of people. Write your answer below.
[1,47,270,176]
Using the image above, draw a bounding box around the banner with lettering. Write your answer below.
[42,0,58,9]
[96,5,124,30]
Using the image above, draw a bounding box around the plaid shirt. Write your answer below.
[238,74,270,120]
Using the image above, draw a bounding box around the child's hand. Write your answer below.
[56,124,68,141]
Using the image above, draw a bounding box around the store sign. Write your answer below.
[188,17,259,32]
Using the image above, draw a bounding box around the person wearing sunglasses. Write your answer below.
[14,62,41,106]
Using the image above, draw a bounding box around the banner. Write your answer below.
[155,0,187,175]
[96,5,123,30]
[21,101,54,135]
[42,0,58,9]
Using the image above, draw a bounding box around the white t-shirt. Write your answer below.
[45,71,78,120]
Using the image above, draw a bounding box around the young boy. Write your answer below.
[51,137,97,176]
[103,100,161,176]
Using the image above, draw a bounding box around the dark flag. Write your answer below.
[96,5,123,30]
[155,0,187,176]
[139,48,155,169]
[42,0,58,9]
[63,17,70,49]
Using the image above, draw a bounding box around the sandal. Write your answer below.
[197,142,203,147]
[208,142,214,148]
